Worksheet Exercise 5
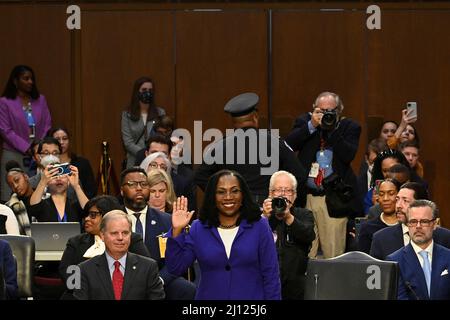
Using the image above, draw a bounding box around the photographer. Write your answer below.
[285,92,361,259]
[262,171,315,300]
[29,163,88,222]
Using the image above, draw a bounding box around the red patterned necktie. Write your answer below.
[112,261,124,300]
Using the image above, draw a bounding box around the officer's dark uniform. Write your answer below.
[194,92,307,206]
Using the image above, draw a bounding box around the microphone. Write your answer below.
[405,281,420,300]
[313,274,319,300]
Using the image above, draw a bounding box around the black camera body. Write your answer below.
[321,109,338,130]
[271,197,287,216]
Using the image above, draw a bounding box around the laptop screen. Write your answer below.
[31,222,81,251]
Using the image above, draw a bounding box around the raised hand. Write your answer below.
[67,165,79,186]
[172,196,195,236]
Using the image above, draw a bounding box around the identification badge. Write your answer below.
[158,236,168,258]
[309,162,320,178]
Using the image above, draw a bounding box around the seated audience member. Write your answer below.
[387,108,419,149]
[147,169,177,213]
[262,171,315,300]
[367,163,411,220]
[48,127,97,198]
[59,195,150,297]
[140,149,196,212]
[400,140,424,179]
[166,170,281,300]
[357,138,388,205]
[73,210,165,300]
[379,121,398,142]
[0,239,18,299]
[134,134,172,167]
[28,137,62,188]
[364,149,409,214]
[370,182,450,260]
[120,167,196,300]
[5,161,33,235]
[387,200,450,300]
[0,204,20,235]
[29,163,88,222]
[152,115,174,139]
[358,179,401,253]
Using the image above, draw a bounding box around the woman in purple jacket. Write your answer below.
[167,169,281,300]
[0,65,52,201]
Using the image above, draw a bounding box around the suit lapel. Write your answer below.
[403,245,429,299]
[430,244,443,299]
[95,254,115,300]
[121,253,138,299]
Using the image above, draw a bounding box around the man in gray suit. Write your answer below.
[73,210,165,300]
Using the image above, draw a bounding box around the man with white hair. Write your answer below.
[262,170,315,299]
[286,92,362,259]
[73,210,165,300]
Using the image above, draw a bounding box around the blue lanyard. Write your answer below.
[57,211,68,222]
[23,105,35,126]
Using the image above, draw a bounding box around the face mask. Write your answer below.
[40,155,60,168]
[138,91,153,104]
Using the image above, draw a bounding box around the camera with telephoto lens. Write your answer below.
[271,197,287,216]
[321,109,338,130]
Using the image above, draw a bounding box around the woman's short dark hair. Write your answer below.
[127,76,158,122]
[199,169,261,227]
[84,195,122,217]
[2,65,40,99]
[370,149,410,188]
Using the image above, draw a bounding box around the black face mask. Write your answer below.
[138,91,153,104]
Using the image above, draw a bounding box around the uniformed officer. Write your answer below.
[194,92,307,207]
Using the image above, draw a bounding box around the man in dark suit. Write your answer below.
[73,210,164,300]
[59,195,150,290]
[195,92,307,207]
[387,200,450,300]
[0,239,18,299]
[286,92,362,258]
[370,182,450,260]
[120,167,196,299]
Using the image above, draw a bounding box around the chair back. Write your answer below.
[304,251,398,300]
[0,235,35,298]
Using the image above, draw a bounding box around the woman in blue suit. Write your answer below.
[166,169,281,300]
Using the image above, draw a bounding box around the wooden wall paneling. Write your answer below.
[367,10,450,226]
[174,9,268,156]
[271,9,367,172]
[79,9,175,193]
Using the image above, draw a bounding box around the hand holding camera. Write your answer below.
[262,197,293,222]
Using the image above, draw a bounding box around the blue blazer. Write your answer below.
[0,239,18,299]
[142,207,172,266]
[370,224,450,260]
[166,218,281,300]
[387,243,450,300]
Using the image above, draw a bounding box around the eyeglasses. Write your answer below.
[270,188,295,196]
[216,189,241,198]
[149,162,168,171]
[122,181,150,188]
[40,151,60,156]
[87,210,102,219]
[406,219,435,227]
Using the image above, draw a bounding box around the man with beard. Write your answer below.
[358,179,401,253]
[370,182,450,260]
[387,200,450,300]
[120,167,195,299]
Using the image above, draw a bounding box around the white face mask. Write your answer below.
[40,155,60,168]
